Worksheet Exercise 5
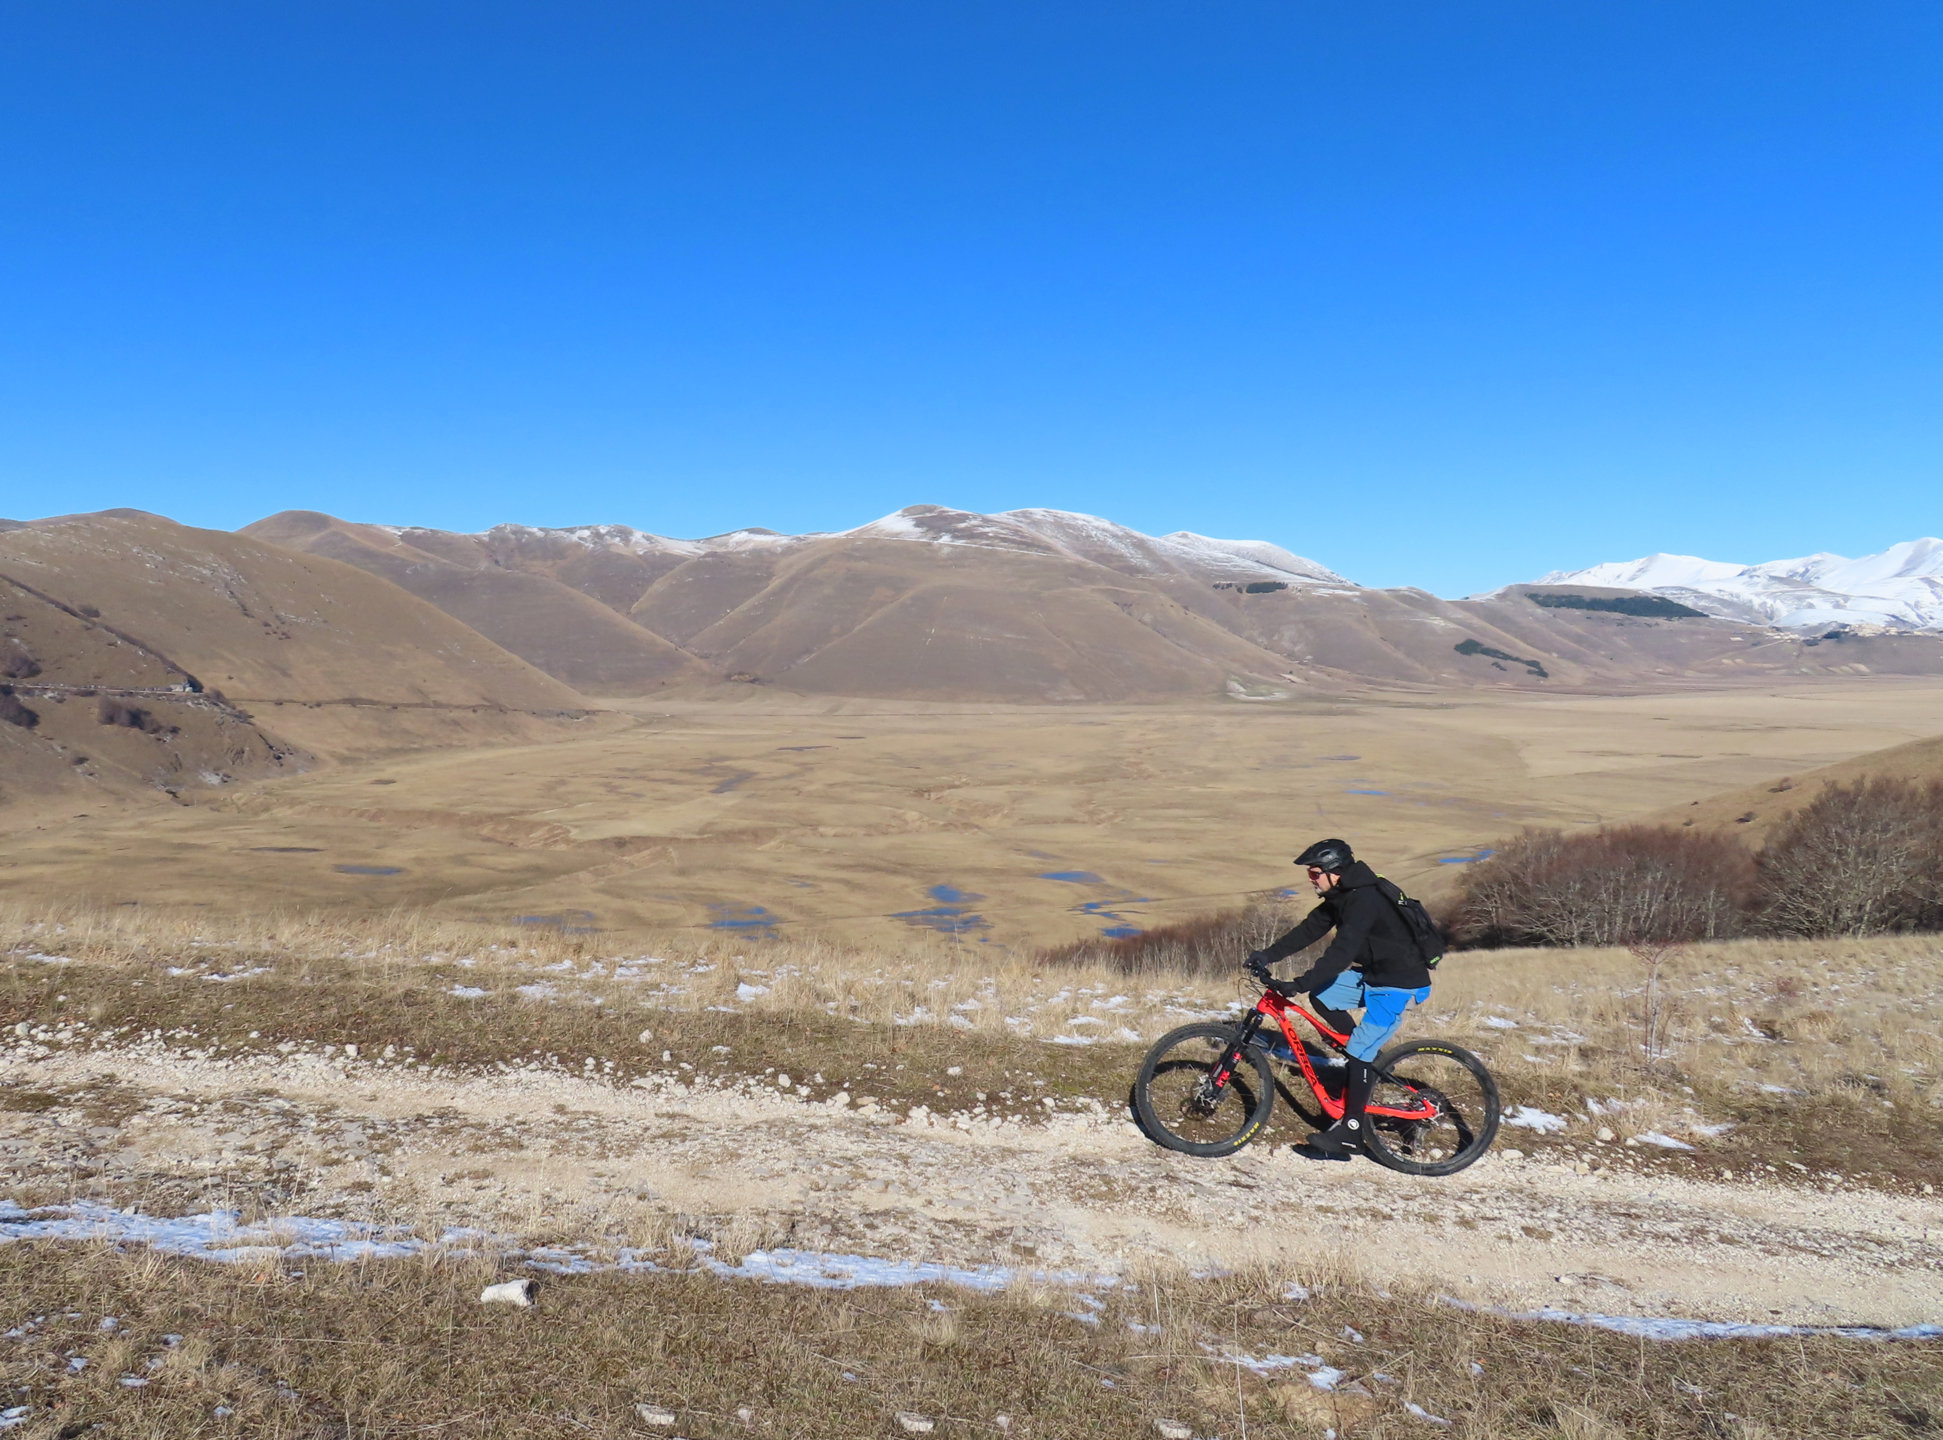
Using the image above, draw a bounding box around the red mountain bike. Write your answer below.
[1133,969,1500,1176]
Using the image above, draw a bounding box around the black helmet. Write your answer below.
[1293,838,1353,873]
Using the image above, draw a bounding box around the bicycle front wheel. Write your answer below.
[1361,1039,1500,1177]
[1134,1022,1275,1158]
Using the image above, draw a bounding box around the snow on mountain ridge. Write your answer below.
[461,505,1347,586]
[1538,539,1943,632]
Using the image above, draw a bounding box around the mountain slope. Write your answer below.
[0,511,599,811]
[242,511,715,695]
[1536,538,1943,631]
[241,506,1943,701]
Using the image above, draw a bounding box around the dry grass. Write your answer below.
[5,903,1940,1184]
[0,1244,1936,1439]
[1420,935,1943,1184]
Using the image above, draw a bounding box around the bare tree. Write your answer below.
[1756,777,1943,936]
[1451,825,1751,948]
[1628,939,1681,1066]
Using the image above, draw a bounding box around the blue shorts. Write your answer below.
[1314,972,1431,1062]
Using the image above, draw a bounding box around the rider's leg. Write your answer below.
[1307,972,1364,1044]
[1298,983,1430,1161]
[1299,1057,1373,1160]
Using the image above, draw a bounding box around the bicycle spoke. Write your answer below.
[1134,1023,1277,1157]
[1359,1043,1500,1176]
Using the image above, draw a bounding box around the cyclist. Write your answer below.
[1245,838,1433,1161]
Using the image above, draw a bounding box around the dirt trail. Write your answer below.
[5,1041,1938,1329]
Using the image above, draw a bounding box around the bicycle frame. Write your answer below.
[1226,989,1438,1124]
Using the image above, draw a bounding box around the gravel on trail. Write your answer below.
[4,1037,1938,1330]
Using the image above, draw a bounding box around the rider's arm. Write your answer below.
[1254,904,1334,964]
[1277,895,1376,992]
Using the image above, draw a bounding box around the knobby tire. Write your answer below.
[1133,1022,1276,1158]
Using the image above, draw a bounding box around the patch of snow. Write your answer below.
[1631,1131,1695,1150]
[448,985,488,999]
[1530,537,1943,632]
[1504,1106,1568,1134]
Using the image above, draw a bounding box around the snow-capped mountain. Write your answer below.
[1537,538,1943,631]
[476,504,1349,588]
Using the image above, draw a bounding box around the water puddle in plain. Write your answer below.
[891,884,991,939]
[708,904,780,937]
[515,910,598,934]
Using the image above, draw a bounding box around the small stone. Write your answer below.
[896,1412,935,1434]
[479,1279,535,1307]
[1596,1127,1615,1143]
[1155,1422,1194,1440]
[343,1044,359,1058]
[946,1065,963,1076]
[736,1406,754,1427]
[11,1023,26,1038]
[994,1415,1012,1433]
[777,1074,791,1089]
[635,1403,678,1427]
[382,1044,397,1059]
[638,1029,654,1043]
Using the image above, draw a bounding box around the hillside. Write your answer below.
[0,511,603,814]
[242,511,714,696]
[1649,731,1943,845]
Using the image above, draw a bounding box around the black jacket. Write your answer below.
[1257,861,1434,992]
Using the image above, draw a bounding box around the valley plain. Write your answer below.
[7,676,1943,949]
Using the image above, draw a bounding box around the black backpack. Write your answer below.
[1371,875,1446,969]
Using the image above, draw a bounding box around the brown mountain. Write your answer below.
[241,511,714,696]
[244,505,1943,701]
[0,510,598,814]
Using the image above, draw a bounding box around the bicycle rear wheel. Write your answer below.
[1360,1040,1500,1177]
[1134,1022,1276,1158]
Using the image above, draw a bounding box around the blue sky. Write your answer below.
[2,2,1939,595]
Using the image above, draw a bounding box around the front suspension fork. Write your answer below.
[1199,1012,1266,1104]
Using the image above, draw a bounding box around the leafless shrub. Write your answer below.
[2,646,39,680]
[1755,776,1943,936]
[96,698,176,736]
[1629,940,1681,1066]
[1037,895,1299,978]
[0,685,38,729]
[1451,825,1751,948]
